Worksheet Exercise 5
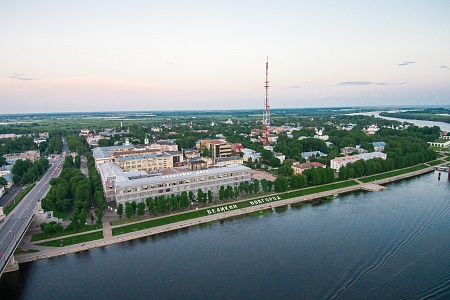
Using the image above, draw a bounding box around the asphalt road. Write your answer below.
[0,138,68,275]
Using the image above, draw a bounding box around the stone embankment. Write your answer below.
[16,165,437,264]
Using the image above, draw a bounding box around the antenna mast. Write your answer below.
[262,57,271,146]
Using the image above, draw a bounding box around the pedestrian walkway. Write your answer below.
[102,222,112,238]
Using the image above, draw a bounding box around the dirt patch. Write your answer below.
[250,170,276,181]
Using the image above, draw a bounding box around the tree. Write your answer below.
[290,174,307,189]
[131,201,137,216]
[219,186,225,201]
[207,190,213,203]
[0,177,7,187]
[188,191,194,203]
[202,147,210,157]
[197,189,204,204]
[146,197,155,214]
[95,209,102,226]
[79,210,87,227]
[117,203,124,218]
[90,213,95,224]
[125,203,133,219]
[274,176,288,192]
[253,179,260,194]
[137,202,145,219]
[74,155,81,168]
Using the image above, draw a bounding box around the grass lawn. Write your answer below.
[14,248,39,255]
[359,165,429,183]
[31,224,103,242]
[112,180,358,236]
[52,210,68,220]
[36,231,104,247]
[4,183,36,215]
[427,160,443,166]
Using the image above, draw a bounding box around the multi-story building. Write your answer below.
[117,154,174,172]
[98,163,251,205]
[292,162,326,175]
[330,152,387,172]
[3,150,40,164]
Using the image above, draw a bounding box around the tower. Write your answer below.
[262,57,271,146]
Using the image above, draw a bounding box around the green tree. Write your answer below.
[95,209,102,226]
[131,201,137,216]
[125,203,133,219]
[117,203,123,218]
[137,202,145,218]
[274,176,288,192]
[207,190,213,203]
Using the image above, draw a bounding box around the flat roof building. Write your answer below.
[98,163,251,205]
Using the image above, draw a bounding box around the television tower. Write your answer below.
[262,57,271,146]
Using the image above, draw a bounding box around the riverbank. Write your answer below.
[14,163,440,264]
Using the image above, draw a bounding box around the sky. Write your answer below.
[1,0,450,114]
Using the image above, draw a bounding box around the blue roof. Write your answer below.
[2,174,13,182]
[372,142,386,147]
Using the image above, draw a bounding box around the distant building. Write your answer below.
[340,146,367,156]
[330,152,387,172]
[273,152,286,164]
[301,151,327,160]
[372,142,387,152]
[0,185,5,198]
[292,162,326,175]
[3,150,40,164]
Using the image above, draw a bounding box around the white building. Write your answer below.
[98,163,251,205]
[330,152,387,172]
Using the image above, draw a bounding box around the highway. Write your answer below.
[0,137,68,276]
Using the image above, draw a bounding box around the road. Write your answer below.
[0,137,68,276]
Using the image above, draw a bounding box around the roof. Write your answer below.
[293,162,326,169]
[115,164,251,189]
[372,142,386,147]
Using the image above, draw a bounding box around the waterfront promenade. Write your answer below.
[14,164,437,264]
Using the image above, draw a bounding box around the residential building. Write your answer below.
[3,150,40,164]
[330,152,387,172]
[301,151,327,161]
[215,156,244,166]
[292,162,326,175]
[273,153,286,164]
[372,142,387,152]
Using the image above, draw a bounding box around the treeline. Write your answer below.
[116,179,277,219]
[338,158,395,180]
[42,155,102,230]
[0,136,63,160]
[86,153,106,212]
[66,135,87,155]
[12,158,49,184]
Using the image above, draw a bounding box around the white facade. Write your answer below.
[99,163,251,205]
[330,152,387,172]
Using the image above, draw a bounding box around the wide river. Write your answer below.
[1,172,449,299]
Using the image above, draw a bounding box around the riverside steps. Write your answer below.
[14,164,438,264]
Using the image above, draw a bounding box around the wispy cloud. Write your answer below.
[398,61,415,66]
[439,65,447,68]
[9,74,38,81]
[288,85,302,88]
[338,81,406,86]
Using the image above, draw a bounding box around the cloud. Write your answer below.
[398,61,415,66]
[288,85,302,88]
[338,81,406,86]
[339,81,372,86]
[9,74,38,81]
[439,65,447,68]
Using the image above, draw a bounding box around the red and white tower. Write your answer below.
[262,57,271,146]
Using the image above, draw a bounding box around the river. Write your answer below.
[353,111,450,132]
[0,171,449,299]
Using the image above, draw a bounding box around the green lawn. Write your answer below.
[36,231,104,247]
[359,165,429,183]
[52,210,68,220]
[31,224,103,242]
[427,160,443,166]
[14,248,39,255]
[112,180,358,236]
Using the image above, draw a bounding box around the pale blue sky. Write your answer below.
[1,0,449,114]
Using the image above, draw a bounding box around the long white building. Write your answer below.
[98,163,251,205]
[330,152,387,172]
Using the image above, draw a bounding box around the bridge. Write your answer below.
[0,138,68,277]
